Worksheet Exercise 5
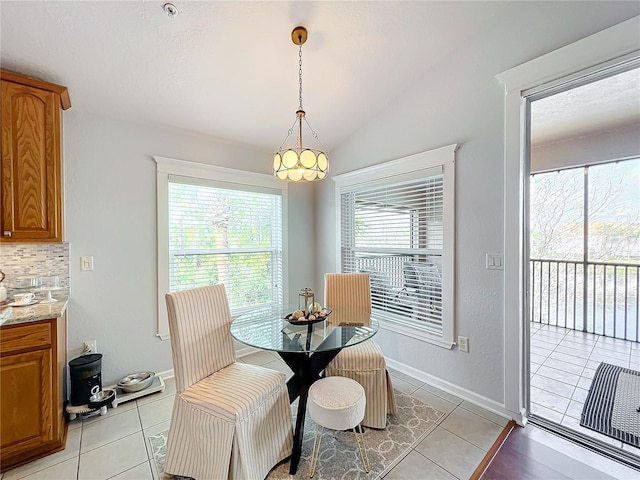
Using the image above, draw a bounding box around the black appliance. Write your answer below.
[69,353,102,406]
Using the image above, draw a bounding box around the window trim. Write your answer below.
[333,144,458,348]
[154,156,289,340]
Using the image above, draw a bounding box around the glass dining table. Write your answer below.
[230,307,378,475]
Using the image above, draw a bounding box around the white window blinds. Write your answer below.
[168,176,283,316]
[341,173,445,336]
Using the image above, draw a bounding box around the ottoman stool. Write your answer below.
[308,376,370,477]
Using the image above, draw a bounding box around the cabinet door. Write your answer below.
[1,80,62,242]
[0,348,54,456]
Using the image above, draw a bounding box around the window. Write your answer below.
[334,145,456,347]
[155,157,287,339]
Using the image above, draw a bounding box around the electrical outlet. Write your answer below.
[83,340,97,354]
[458,336,469,353]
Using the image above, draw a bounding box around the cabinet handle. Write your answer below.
[3,231,11,237]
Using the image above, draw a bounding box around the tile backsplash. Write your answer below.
[1,243,70,298]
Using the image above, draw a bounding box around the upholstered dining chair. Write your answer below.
[324,273,397,429]
[164,284,293,480]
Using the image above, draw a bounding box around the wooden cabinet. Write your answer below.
[1,70,71,243]
[0,316,67,471]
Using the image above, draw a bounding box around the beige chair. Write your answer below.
[164,285,293,480]
[324,273,397,429]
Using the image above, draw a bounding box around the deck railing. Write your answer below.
[530,259,639,341]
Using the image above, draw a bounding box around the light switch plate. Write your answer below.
[486,254,503,270]
[81,256,94,271]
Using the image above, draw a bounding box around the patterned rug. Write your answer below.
[581,363,640,447]
[148,390,444,479]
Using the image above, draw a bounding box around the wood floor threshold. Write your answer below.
[469,420,516,480]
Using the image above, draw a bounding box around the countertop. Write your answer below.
[0,296,69,327]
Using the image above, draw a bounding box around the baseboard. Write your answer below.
[156,368,174,380]
[385,357,522,424]
[159,351,523,425]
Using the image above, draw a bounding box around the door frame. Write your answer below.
[496,16,640,424]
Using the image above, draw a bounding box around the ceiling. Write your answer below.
[531,68,640,146]
[1,1,638,152]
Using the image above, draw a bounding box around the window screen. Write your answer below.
[168,177,283,316]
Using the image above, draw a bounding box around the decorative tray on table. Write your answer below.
[284,308,332,325]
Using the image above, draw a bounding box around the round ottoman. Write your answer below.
[308,376,370,477]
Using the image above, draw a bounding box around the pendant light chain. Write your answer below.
[298,42,304,111]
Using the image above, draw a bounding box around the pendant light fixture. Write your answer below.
[273,26,328,182]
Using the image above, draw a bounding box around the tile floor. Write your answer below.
[1,351,509,480]
[530,322,640,456]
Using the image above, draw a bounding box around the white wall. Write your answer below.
[532,123,640,172]
[316,2,640,409]
[63,110,314,384]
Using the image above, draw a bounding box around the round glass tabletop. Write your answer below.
[230,307,378,354]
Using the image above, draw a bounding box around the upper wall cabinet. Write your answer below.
[1,70,71,243]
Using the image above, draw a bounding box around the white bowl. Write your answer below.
[117,372,155,392]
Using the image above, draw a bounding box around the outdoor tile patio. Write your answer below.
[530,322,640,456]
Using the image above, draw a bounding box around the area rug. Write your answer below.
[148,390,444,479]
[581,362,640,447]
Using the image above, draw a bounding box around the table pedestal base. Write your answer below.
[278,348,341,475]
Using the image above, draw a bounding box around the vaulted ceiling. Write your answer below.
[1,1,638,152]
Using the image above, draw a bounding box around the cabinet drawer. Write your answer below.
[0,322,52,355]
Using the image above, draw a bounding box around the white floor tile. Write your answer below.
[418,384,463,406]
[81,401,137,427]
[109,461,153,480]
[548,350,589,367]
[531,374,576,398]
[142,420,171,443]
[415,426,485,480]
[135,378,177,407]
[410,388,457,417]
[530,362,542,375]
[542,357,584,375]
[390,376,419,395]
[81,408,142,454]
[564,400,585,420]
[78,432,148,480]
[577,375,593,390]
[530,352,548,364]
[138,395,175,429]
[459,401,510,427]
[554,344,589,359]
[12,457,78,480]
[530,386,570,414]
[571,387,589,403]
[389,370,425,388]
[530,402,564,423]
[3,428,81,480]
[535,365,581,386]
[383,450,456,480]
[440,407,504,451]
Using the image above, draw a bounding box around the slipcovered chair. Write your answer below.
[164,285,293,480]
[324,273,397,429]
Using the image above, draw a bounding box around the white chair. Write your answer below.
[308,376,370,477]
[324,273,397,429]
[164,284,293,480]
